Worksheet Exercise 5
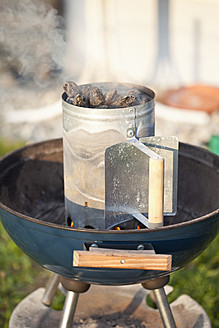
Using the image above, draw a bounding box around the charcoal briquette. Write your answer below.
[63,81,80,98]
[113,95,136,108]
[89,87,104,107]
[72,94,86,107]
[105,89,117,106]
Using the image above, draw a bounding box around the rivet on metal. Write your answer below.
[120,259,125,264]
[90,243,98,248]
[127,128,135,138]
[137,244,145,250]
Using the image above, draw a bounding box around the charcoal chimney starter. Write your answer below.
[62,82,155,229]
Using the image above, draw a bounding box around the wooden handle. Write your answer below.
[73,248,172,271]
[148,157,164,228]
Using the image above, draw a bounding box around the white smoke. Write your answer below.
[0,0,66,86]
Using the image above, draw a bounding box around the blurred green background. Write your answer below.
[0,140,219,328]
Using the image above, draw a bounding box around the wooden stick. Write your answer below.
[73,249,172,271]
[148,157,164,228]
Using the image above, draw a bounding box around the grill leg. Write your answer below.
[59,291,79,328]
[142,276,176,328]
[152,288,176,328]
[42,273,61,306]
[58,278,90,328]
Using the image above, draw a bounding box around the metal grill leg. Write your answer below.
[59,291,79,328]
[42,273,61,306]
[142,276,176,328]
[152,288,176,328]
[58,278,90,328]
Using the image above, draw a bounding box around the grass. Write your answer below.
[0,139,219,327]
[169,233,219,327]
[0,139,25,157]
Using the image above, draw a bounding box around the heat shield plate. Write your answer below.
[105,136,178,228]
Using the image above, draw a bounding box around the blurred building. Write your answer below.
[65,0,219,89]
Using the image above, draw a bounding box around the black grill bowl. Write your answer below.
[0,138,219,285]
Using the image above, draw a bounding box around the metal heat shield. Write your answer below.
[105,136,178,229]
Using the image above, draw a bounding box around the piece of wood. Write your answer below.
[73,248,172,271]
[148,157,164,228]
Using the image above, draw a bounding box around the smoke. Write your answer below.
[0,0,66,86]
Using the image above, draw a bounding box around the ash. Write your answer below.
[73,313,146,328]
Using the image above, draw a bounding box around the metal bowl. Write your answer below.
[0,139,219,285]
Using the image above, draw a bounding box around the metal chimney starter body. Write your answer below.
[62,82,155,229]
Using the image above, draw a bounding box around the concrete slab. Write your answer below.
[9,285,211,328]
